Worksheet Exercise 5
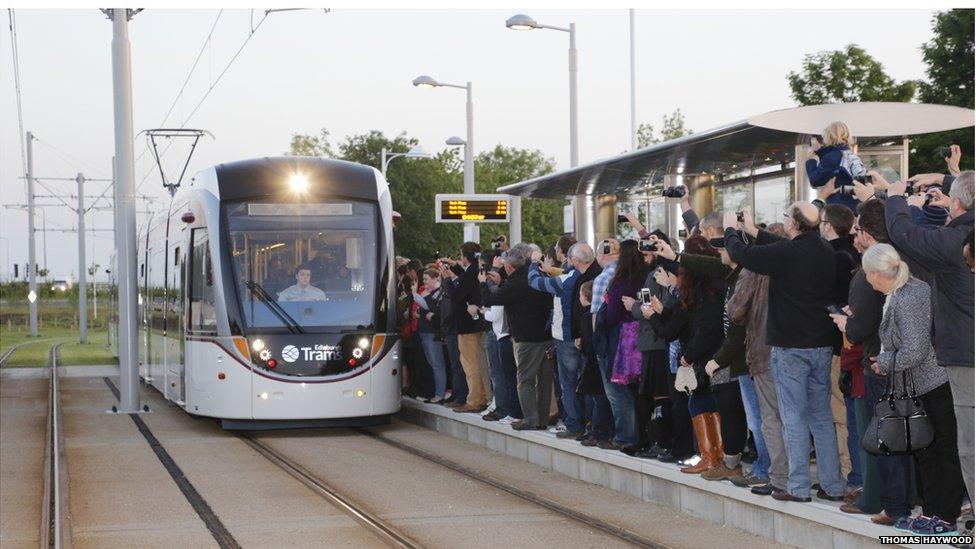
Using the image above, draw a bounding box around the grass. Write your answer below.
[0,325,116,367]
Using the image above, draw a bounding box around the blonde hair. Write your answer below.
[822,121,854,147]
[862,243,910,292]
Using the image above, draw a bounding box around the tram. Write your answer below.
[110,156,401,429]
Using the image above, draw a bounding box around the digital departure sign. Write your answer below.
[435,194,511,223]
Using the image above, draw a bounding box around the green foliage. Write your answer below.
[637,109,693,148]
[787,44,916,105]
[288,130,559,262]
[911,9,975,175]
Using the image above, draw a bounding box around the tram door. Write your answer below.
[185,228,216,404]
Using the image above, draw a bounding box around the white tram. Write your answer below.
[111,157,401,429]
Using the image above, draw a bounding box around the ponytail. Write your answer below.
[862,243,912,292]
[892,261,910,292]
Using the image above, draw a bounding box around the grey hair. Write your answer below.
[950,170,974,211]
[862,243,910,292]
[700,211,724,233]
[503,243,532,269]
[527,243,542,254]
[568,242,595,264]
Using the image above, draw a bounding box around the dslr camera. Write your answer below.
[662,185,687,199]
[941,146,953,159]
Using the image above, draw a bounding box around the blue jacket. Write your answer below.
[806,144,859,211]
[527,262,579,342]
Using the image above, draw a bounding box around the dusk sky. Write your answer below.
[0,8,939,280]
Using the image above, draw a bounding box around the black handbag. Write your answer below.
[861,369,935,456]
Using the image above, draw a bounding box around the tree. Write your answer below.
[286,129,334,157]
[637,109,693,148]
[787,44,916,105]
[911,9,974,174]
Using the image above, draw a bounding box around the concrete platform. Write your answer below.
[398,398,904,549]
[0,377,48,549]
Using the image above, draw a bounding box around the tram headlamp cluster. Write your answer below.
[358,337,369,350]
[289,173,310,193]
[251,338,266,352]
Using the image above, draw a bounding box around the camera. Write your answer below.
[941,146,953,159]
[433,250,441,259]
[662,185,687,199]
[905,182,919,196]
[736,211,744,223]
[601,240,612,255]
[638,239,657,252]
[639,287,652,305]
[853,174,873,184]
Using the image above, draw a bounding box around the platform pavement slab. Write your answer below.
[0,377,48,549]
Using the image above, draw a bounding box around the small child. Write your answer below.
[806,121,866,211]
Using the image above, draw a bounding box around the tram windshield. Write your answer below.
[226,201,378,332]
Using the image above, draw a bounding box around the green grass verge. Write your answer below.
[58,329,117,366]
[0,326,117,367]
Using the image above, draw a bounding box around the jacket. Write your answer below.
[829,235,860,355]
[877,278,949,395]
[678,253,745,378]
[726,269,772,376]
[725,228,836,349]
[885,197,974,367]
[528,262,578,342]
[483,266,553,343]
[845,268,883,377]
[805,144,861,211]
[444,263,485,334]
[631,268,668,351]
[417,287,442,335]
[570,261,602,340]
[649,278,727,372]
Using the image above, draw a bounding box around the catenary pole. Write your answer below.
[463,82,478,243]
[77,173,88,344]
[26,131,37,337]
[110,8,140,412]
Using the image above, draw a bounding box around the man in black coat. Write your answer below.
[884,170,975,508]
[483,243,554,431]
[723,203,845,503]
[441,242,491,413]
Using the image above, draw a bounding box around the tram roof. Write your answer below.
[497,102,976,199]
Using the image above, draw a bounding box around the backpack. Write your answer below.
[839,149,867,180]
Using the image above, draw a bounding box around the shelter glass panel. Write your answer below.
[754,174,794,226]
[714,183,753,216]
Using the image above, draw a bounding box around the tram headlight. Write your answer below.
[251,338,266,352]
[259,349,271,361]
[358,337,370,350]
[289,173,310,193]
[352,347,364,359]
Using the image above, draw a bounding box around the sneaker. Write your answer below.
[894,515,928,532]
[497,416,517,425]
[429,396,444,404]
[482,400,497,415]
[413,395,429,402]
[556,430,584,439]
[443,390,452,400]
[731,474,768,488]
[912,516,957,536]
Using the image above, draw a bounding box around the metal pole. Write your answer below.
[26,131,37,337]
[110,8,140,412]
[380,148,388,177]
[568,23,579,167]
[42,208,47,274]
[77,173,88,344]
[509,196,522,244]
[463,82,479,243]
[629,10,637,151]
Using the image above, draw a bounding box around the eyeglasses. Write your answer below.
[853,225,865,234]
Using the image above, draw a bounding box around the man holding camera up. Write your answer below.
[884,170,975,508]
[723,204,845,503]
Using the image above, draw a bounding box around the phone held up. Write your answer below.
[639,288,652,305]
[825,304,845,316]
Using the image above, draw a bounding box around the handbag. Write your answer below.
[861,369,935,456]
[674,364,698,395]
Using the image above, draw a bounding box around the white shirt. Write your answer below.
[277,283,327,302]
[483,305,509,339]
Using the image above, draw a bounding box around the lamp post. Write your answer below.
[413,75,478,243]
[380,145,430,177]
[506,14,588,244]
[505,14,578,167]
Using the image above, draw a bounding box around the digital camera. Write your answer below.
[662,185,687,199]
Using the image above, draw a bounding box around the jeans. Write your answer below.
[445,334,467,404]
[844,396,862,487]
[554,339,586,433]
[597,353,637,446]
[770,345,845,498]
[585,395,612,440]
[485,331,521,419]
[419,332,447,398]
[738,375,771,480]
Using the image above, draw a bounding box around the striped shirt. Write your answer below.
[590,261,617,314]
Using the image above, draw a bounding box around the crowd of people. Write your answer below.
[394,125,974,541]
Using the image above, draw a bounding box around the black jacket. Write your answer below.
[444,263,484,334]
[417,287,442,335]
[845,268,883,377]
[725,228,836,349]
[886,198,974,367]
[829,235,860,354]
[483,267,553,343]
[649,279,726,367]
[570,261,602,340]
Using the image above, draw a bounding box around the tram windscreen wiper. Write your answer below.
[245,280,305,334]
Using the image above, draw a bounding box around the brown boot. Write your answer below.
[681,414,717,474]
[705,411,726,465]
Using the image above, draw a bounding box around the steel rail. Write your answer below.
[42,343,72,549]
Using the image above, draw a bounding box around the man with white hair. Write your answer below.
[722,203,845,503]
[884,170,975,510]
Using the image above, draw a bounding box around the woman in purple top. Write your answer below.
[606,240,651,387]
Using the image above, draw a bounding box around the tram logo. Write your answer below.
[281,345,301,363]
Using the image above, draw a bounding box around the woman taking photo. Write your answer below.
[862,243,964,536]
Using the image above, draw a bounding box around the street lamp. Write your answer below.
[380,145,430,177]
[445,136,466,147]
[505,13,578,167]
[413,75,478,242]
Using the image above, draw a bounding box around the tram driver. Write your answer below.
[276,265,328,302]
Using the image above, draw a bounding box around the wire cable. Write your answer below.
[7,9,28,189]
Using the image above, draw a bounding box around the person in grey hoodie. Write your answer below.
[862,243,964,535]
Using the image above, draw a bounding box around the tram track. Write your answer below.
[0,341,27,366]
[41,342,72,549]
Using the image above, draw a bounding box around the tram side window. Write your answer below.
[189,229,217,333]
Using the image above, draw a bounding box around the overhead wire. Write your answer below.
[7,9,28,190]
[34,137,111,177]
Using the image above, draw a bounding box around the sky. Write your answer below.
[0,8,939,281]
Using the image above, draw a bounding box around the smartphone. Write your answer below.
[810,136,820,149]
[736,211,744,222]
[638,240,656,252]
[639,288,652,305]
[825,304,845,316]
[601,240,611,255]
[617,214,629,223]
